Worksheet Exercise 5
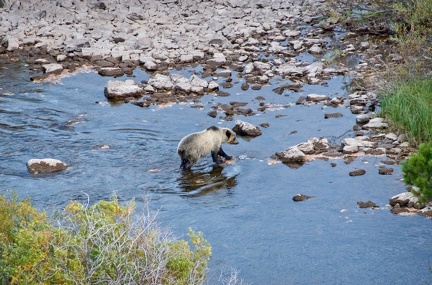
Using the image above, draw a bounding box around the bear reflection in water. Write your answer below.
[177,164,238,196]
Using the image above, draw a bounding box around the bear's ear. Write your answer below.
[225,130,232,138]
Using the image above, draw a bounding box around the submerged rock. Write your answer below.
[27,158,68,174]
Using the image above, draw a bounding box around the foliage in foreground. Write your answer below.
[380,77,432,144]
[0,194,211,285]
[402,143,432,203]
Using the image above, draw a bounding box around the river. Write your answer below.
[1,61,431,284]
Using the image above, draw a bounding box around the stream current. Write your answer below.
[1,61,431,284]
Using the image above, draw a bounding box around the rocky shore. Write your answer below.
[1,0,429,217]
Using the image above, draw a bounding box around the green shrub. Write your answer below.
[0,194,212,285]
[402,143,432,203]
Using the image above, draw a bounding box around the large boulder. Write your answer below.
[104,80,145,100]
[27,158,68,174]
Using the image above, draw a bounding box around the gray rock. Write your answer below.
[275,64,307,76]
[98,67,124,77]
[207,81,219,91]
[363,118,388,129]
[104,80,144,100]
[144,59,158,71]
[389,192,418,207]
[349,169,366,176]
[275,146,306,163]
[309,44,322,54]
[357,200,378,209]
[233,120,262,137]
[297,141,315,154]
[343,145,359,154]
[306,94,329,102]
[174,82,192,93]
[43,63,63,74]
[379,167,394,175]
[190,74,208,88]
[148,74,173,90]
[356,114,370,124]
[6,36,20,51]
[293,194,315,202]
[27,158,68,174]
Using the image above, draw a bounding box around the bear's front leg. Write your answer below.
[218,147,232,160]
[180,158,194,170]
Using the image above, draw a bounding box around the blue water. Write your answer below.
[0,62,431,284]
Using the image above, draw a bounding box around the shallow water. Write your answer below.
[1,61,431,284]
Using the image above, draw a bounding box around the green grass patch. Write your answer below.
[380,77,432,144]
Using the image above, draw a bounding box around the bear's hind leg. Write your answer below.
[211,150,223,165]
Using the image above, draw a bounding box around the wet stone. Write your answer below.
[357,200,378,209]
[349,169,366,176]
[296,96,306,105]
[378,167,394,175]
[233,120,262,137]
[27,158,68,174]
[324,113,343,119]
[292,194,315,202]
[207,110,217,118]
[241,82,250,91]
[104,80,145,100]
[98,67,124,77]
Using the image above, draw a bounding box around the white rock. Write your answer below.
[6,36,20,51]
[27,158,68,174]
[233,120,262,137]
[275,64,307,76]
[297,141,314,154]
[190,74,208,88]
[148,74,173,90]
[104,80,144,100]
[253,61,272,71]
[175,82,192,93]
[244,62,254,73]
[144,59,158,71]
[309,44,322,54]
[363,118,388,129]
[385,133,398,141]
[56,54,67,62]
[43,63,63,74]
[207,81,219,91]
[180,54,194,63]
[356,114,370,124]
[276,146,306,163]
[343,145,359,154]
[306,94,329,102]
